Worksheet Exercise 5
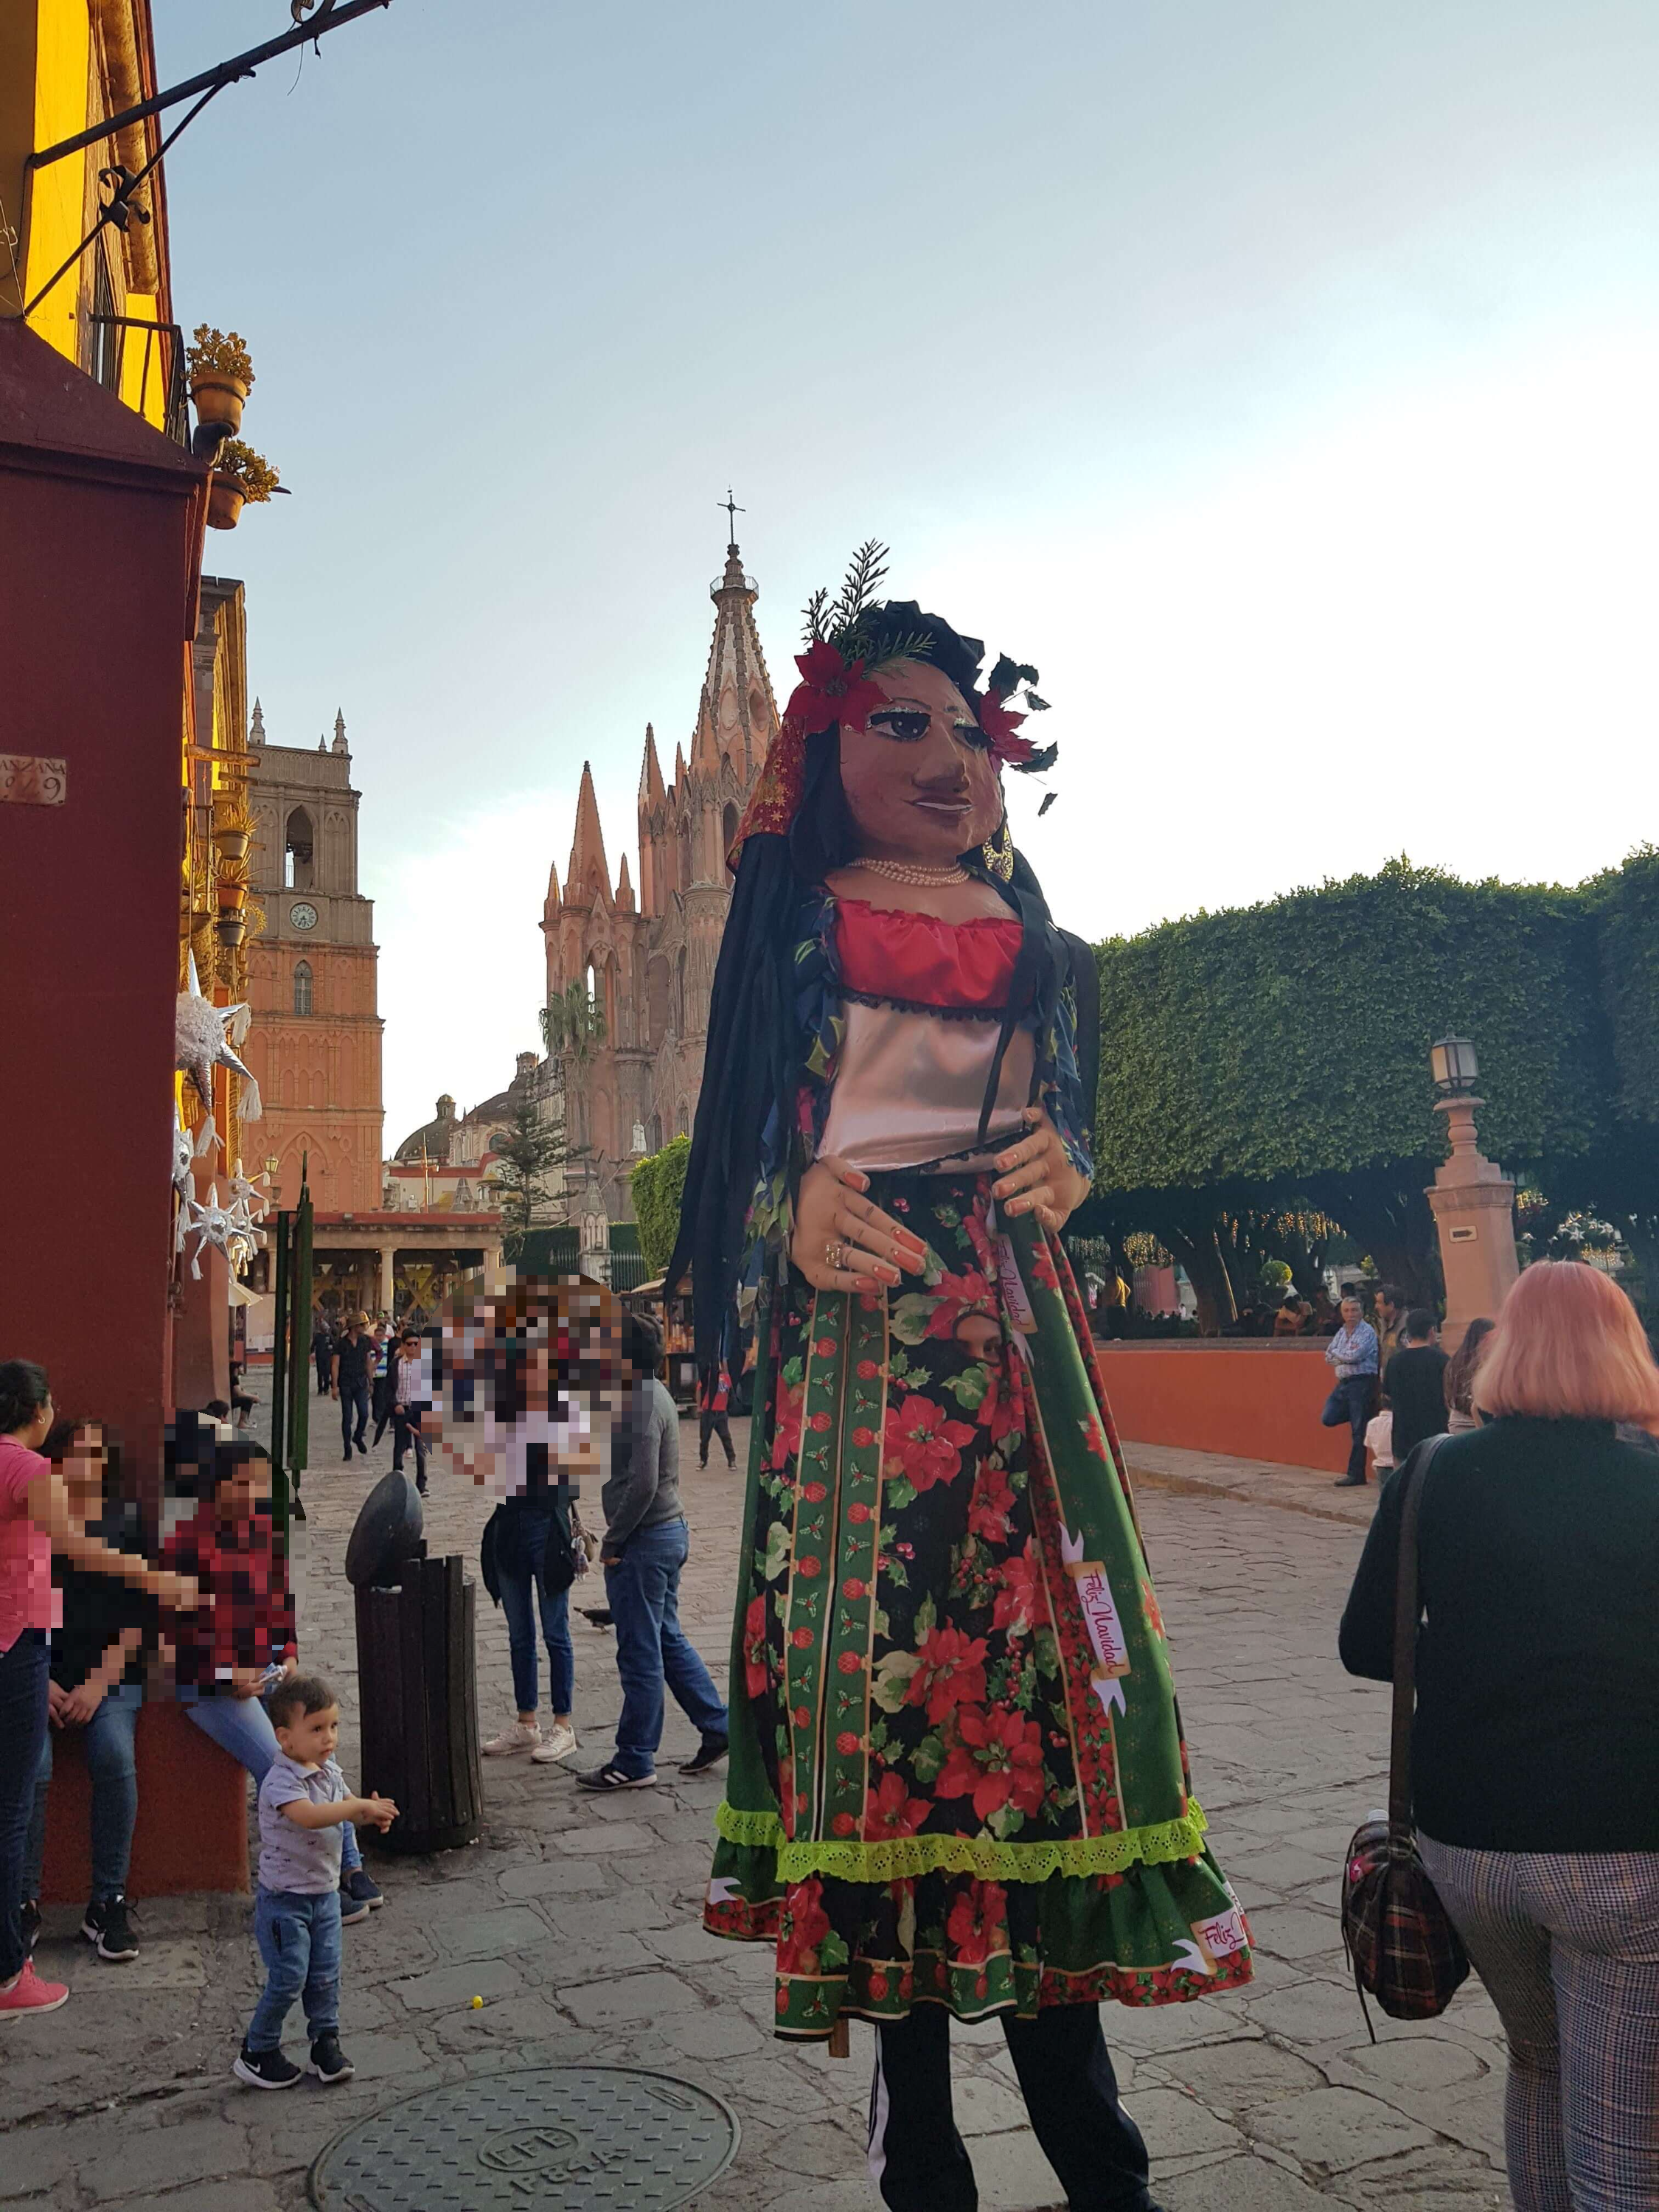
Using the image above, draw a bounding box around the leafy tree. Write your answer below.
[489,1094,566,1258]
[540,982,607,1068]
[630,1135,692,1276]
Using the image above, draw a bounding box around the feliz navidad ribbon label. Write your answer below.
[1061,1528,1130,1718]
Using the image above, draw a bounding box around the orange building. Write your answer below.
[242,693,384,1211]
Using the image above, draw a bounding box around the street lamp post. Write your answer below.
[1425,1036,1520,1352]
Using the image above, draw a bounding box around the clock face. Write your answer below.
[290,902,319,931]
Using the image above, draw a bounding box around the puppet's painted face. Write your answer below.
[838,659,1004,866]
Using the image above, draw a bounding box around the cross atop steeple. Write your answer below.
[720,487,744,549]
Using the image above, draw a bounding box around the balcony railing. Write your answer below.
[87,313,190,446]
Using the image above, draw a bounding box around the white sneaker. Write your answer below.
[482,1719,541,1756]
[531,1723,578,1765]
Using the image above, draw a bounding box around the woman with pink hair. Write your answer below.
[1340,1261,1659,2212]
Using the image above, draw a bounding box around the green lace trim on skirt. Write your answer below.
[714,1798,1211,1885]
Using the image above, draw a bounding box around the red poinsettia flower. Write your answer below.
[976,689,1036,768]
[776,1877,832,1975]
[991,1546,1049,1638]
[771,1376,805,1470]
[743,1593,771,1698]
[786,640,886,737]
[936,1704,1046,1823]
[905,1624,990,1724]
[923,1267,997,1343]
[967,1458,1016,1544]
[865,1770,931,1840]
[883,1393,977,1492]
[945,1880,1008,1966]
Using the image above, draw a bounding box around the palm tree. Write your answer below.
[539,980,606,1068]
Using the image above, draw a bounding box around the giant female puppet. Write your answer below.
[672,549,1251,2212]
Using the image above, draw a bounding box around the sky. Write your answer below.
[154,1,1659,1151]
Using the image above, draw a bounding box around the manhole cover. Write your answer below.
[308,2065,740,2211]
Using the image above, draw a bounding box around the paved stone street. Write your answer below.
[0,1388,1511,2212]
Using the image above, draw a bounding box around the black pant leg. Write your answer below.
[1002,2005,1153,2212]
[713,1413,734,1464]
[1345,1377,1371,1481]
[869,2008,977,2212]
[698,1410,713,1462]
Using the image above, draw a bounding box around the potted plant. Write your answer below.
[212,796,257,864]
[187,324,254,436]
[206,439,280,530]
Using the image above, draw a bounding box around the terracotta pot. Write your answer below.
[213,824,251,863]
[190,369,248,434]
[217,877,247,913]
[206,476,246,531]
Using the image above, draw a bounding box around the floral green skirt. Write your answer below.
[704,1172,1253,2039]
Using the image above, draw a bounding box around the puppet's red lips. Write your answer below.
[912,797,970,815]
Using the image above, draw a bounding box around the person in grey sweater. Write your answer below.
[576,1315,728,1790]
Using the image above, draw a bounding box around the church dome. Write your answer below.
[394,1093,457,1164]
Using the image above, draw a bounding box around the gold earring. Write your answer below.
[981,817,1014,882]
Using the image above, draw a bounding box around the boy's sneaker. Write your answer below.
[0,1961,69,2016]
[339,1869,383,1922]
[680,1733,728,1776]
[307,2031,355,2084]
[574,1761,656,1792]
[482,1719,541,1756]
[233,2042,302,2090]
[18,1899,41,1956]
[531,1722,578,1764]
[81,1893,139,1962]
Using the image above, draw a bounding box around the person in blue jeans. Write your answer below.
[578,1314,728,1791]
[1321,1292,1381,1487]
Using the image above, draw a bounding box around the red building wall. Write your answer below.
[1096,1346,1349,1474]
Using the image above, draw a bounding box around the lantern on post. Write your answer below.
[1425,1035,1518,1352]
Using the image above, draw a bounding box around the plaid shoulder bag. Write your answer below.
[1340,1434,1470,2031]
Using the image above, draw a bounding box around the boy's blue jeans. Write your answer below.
[603,1517,726,1779]
[247,1887,341,2049]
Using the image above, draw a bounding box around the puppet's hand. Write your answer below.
[992,1107,1091,1234]
[790,1156,929,1293]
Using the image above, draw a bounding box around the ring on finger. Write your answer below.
[824,1239,844,1270]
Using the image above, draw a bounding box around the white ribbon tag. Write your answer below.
[992,1233,1037,1335]
[1060,1526,1130,1718]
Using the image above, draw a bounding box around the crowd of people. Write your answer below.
[7,1251,1659,2197]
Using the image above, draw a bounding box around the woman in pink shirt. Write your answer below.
[0,1361,200,2017]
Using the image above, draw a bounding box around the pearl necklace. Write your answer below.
[860,858,970,886]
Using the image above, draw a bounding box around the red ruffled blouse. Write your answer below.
[833,897,1021,1012]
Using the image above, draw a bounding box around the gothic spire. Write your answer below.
[566,760,611,908]
[695,528,779,777]
[638,723,666,810]
[249,698,265,745]
[543,857,561,915]
[616,852,635,913]
[332,709,347,756]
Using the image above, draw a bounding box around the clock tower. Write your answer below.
[242,703,384,1211]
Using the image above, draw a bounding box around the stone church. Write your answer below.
[543,537,779,1228]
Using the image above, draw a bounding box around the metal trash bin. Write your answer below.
[347,1476,482,1854]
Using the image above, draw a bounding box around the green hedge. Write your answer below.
[1093,859,1607,1191]
[630,1135,691,1276]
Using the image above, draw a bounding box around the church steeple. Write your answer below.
[566,761,611,910]
[638,723,665,809]
[332,709,347,757]
[694,524,779,781]
[249,697,265,745]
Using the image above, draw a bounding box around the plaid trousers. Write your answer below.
[1418,1836,1659,2212]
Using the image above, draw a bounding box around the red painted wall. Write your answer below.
[40,1704,248,1902]
[1095,1346,1349,1472]
[0,329,204,1472]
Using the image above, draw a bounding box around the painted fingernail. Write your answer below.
[880,1265,901,1284]
[854,1277,879,1293]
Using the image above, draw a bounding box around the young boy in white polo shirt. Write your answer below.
[233,1675,397,2090]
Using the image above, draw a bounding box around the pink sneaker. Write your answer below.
[0,1961,69,2016]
